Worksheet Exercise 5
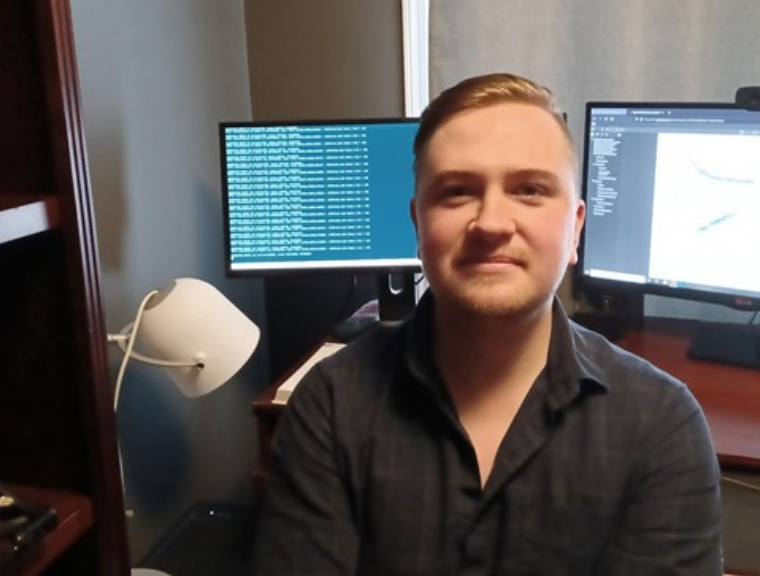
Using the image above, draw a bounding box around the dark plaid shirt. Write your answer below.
[252,293,722,576]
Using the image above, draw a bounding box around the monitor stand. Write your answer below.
[687,321,760,370]
[331,272,417,342]
[377,271,417,323]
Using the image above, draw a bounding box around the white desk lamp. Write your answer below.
[107,278,260,576]
[108,277,260,408]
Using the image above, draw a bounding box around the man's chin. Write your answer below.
[441,287,548,320]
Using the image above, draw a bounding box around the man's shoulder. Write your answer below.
[292,323,407,407]
[569,320,691,400]
[566,321,712,457]
[323,322,406,372]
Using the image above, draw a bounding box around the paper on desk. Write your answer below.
[272,342,346,405]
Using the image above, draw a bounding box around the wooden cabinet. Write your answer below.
[0,1,130,574]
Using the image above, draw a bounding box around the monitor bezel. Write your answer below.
[575,101,760,312]
[219,117,422,278]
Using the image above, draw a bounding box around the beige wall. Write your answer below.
[243,0,406,120]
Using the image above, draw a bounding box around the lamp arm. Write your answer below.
[107,333,205,369]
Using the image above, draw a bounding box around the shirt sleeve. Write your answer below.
[251,364,360,576]
[594,384,723,576]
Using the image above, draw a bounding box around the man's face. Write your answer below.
[411,103,585,320]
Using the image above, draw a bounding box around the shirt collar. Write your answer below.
[402,291,608,408]
[544,298,608,413]
[403,290,442,393]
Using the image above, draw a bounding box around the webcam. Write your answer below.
[735,86,760,110]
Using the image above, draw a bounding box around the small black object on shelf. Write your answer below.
[0,485,58,575]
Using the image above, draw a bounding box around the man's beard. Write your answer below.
[435,273,558,321]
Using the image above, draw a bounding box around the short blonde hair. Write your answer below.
[413,73,574,171]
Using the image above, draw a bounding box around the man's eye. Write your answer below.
[516,183,544,197]
[442,185,470,197]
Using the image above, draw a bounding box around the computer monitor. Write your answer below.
[220,118,422,323]
[577,102,760,369]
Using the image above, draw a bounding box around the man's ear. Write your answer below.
[409,197,419,234]
[569,199,586,266]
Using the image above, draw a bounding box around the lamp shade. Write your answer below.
[134,278,260,397]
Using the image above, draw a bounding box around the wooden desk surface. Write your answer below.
[615,319,760,468]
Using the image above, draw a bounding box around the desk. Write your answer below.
[252,318,760,490]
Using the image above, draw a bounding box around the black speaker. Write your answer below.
[735,86,760,111]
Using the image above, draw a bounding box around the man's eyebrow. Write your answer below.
[426,170,480,187]
[506,168,561,184]
[427,168,561,186]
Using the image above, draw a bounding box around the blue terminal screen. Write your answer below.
[221,119,421,273]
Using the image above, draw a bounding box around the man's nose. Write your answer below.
[469,190,517,237]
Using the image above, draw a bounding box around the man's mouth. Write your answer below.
[457,253,525,269]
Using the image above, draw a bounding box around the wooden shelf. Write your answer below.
[0,0,129,574]
[5,485,94,576]
[0,195,60,245]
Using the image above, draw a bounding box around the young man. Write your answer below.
[251,73,722,575]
